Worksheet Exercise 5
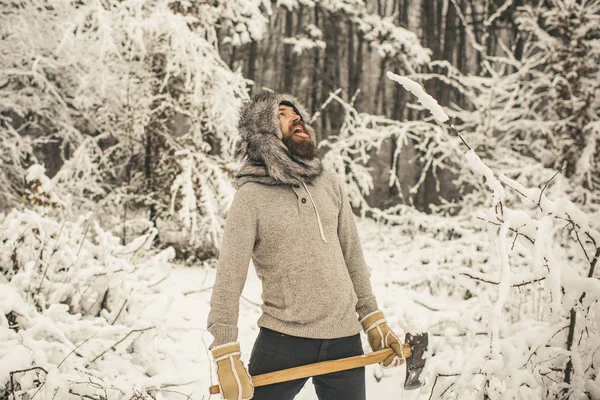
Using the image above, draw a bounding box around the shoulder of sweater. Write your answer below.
[234,181,285,209]
[317,169,343,193]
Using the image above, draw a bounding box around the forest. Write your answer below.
[1,0,599,399]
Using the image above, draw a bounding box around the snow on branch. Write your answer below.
[386,72,449,124]
[389,72,600,399]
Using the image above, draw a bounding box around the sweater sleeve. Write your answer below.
[337,180,379,320]
[207,191,257,348]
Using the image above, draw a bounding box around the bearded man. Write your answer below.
[207,92,404,400]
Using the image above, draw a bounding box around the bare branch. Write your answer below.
[37,221,66,292]
[475,216,535,244]
[459,272,545,287]
[184,285,213,296]
[538,165,565,207]
[566,213,590,262]
[87,327,154,366]
[148,273,170,288]
[445,122,472,151]
[57,333,97,368]
[10,367,48,400]
[111,299,129,325]
[586,245,599,279]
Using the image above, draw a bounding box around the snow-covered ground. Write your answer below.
[1,208,465,399]
[156,215,458,400]
[2,206,598,399]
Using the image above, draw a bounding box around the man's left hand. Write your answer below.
[360,310,405,368]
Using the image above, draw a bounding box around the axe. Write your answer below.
[208,332,428,395]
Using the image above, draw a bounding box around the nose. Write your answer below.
[290,113,300,123]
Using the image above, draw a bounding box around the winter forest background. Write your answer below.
[1,0,599,399]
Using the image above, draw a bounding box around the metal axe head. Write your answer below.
[404,332,428,390]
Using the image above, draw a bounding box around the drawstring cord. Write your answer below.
[302,182,327,243]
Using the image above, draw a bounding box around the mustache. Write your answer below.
[290,120,306,131]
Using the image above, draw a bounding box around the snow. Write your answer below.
[386,72,449,123]
[283,36,326,55]
[1,197,599,399]
[465,150,506,204]
[0,208,462,399]
[1,0,599,398]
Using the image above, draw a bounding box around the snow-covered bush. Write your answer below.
[0,208,205,400]
[388,75,600,399]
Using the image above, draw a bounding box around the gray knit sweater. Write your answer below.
[207,92,379,348]
[207,169,379,348]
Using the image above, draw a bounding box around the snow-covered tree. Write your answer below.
[423,0,600,208]
[387,69,600,399]
[0,0,273,258]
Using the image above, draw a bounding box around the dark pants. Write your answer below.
[248,327,366,400]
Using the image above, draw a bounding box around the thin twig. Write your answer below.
[445,122,472,151]
[588,246,600,278]
[37,221,66,292]
[68,389,102,400]
[183,285,213,296]
[566,214,590,262]
[69,223,91,271]
[475,217,535,244]
[29,382,46,400]
[57,333,97,368]
[77,224,90,257]
[87,327,154,366]
[148,273,170,288]
[524,325,569,366]
[111,299,128,325]
[10,367,48,400]
[146,388,194,399]
[428,373,460,400]
[537,165,565,207]
[460,272,545,287]
[440,380,456,398]
[511,232,519,250]
[412,299,441,312]
[501,179,530,201]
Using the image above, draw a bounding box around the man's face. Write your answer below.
[278,105,317,159]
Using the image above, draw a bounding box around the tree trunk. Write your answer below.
[283,10,294,89]
[375,57,388,115]
[247,41,257,85]
[354,31,364,109]
[468,0,482,74]
[440,0,457,106]
[311,7,321,115]
[320,10,342,138]
[348,21,355,97]
[228,46,236,71]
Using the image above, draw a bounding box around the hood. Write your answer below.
[235,92,323,188]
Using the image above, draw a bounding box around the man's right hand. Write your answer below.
[211,342,254,400]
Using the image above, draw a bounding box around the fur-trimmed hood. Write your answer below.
[235,92,323,187]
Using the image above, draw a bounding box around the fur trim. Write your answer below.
[235,92,323,187]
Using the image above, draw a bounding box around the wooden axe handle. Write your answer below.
[209,344,410,395]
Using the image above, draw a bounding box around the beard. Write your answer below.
[283,123,318,160]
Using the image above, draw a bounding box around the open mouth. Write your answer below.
[292,126,309,138]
